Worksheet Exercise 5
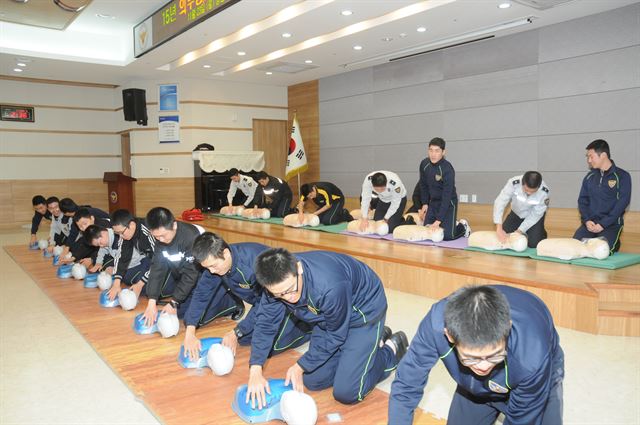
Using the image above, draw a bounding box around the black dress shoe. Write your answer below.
[388,331,409,362]
[381,325,392,344]
[231,300,245,321]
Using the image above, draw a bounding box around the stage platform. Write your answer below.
[197,216,640,337]
[5,245,444,425]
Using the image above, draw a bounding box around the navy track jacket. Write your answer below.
[419,158,459,222]
[578,161,631,228]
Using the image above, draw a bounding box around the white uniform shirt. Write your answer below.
[227,174,258,206]
[361,171,407,220]
[493,175,550,233]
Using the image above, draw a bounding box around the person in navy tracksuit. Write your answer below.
[419,137,470,240]
[389,285,564,425]
[573,139,632,253]
[181,233,311,361]
[245,249,408,409]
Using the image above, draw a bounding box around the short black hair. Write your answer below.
[255,248,297,288]
[146,207,175,230]
[429,137,446,150]
[300,183,312,200]
[522,171,542,189]
[255,171,269,181]
[371,172,387,187]
[32,195,46,206]
[192,232,230,263]
[84,224,106,244]
[444,286,511,349]
[46,196,60,206]
[229,168,239,176]
[60,198,79,214]
[586,139,610,159]
[111,209,135,228]
[73,207,93,223]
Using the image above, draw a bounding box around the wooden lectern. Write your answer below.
[103,172,137,214]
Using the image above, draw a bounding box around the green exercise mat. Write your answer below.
[464,246,536,258]
[570,252,640,270]
[303,222,349,234]
[211,214,284,225]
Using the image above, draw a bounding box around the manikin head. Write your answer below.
[428,137,446,164]
[370,172,387,194]
[111,209,137,241]
[192,232,233,276]
[255,248,303,304]
[146,207,177,244]
[444,286,511,377]
[32,195,47,215]
[74,208,95,232]
[586,139,612,171]
[229,168,241,183]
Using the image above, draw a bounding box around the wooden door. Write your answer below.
[252,119,287,179]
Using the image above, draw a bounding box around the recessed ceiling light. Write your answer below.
[498,2,511,8]
[16,62,27,67]
[203,65,211,68]
[96,13,115,19]
[304,59,313,64]
[13,68,23,72]
[265,71,273,75]
[341,10,353,16]
[417,26,427,32]
[353,45,363,51]
[237,51,246,56]
[281,32,292,38]
[399,32,408,38]
[381,37,393,42]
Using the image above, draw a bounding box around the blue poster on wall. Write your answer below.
[159,84,178,111]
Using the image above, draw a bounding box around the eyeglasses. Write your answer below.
[457,349,507,366]
[268,272,299,298]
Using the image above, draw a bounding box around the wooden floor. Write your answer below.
[197,215,640,336]
[6,246,444,425]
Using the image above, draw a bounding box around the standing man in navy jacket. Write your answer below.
[574,139,632,253]
[246,249,408,408]
[182,233,310,361]
[419,137,470,240]
[389,285,564,425]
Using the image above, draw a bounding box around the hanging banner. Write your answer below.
[159,115,180,143]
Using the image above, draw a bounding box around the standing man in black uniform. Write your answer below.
[418,137,470,240]
[29,195,52,246]
[298,182,352,225]
[255,171,293,217]
[574,139,632,253]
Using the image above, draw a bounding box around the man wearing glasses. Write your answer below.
[181,233,310,362]
[106,209,156,301]
[388,285,564,425]
[245,248,409,409]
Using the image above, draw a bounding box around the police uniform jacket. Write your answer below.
[146,221,204,303]
[113,219,155,283]
[96,228,120,266]
[493,176,550,233]
[227,174,258,206]
[360,171,407,220]
[301,182,344,209]
[389,285,563,425]
[184,242,268,328]
[419,158,458,222]
[578,161,631,228]
[250,251,388,372]
[31,210,52,235]
[261,175,292,206]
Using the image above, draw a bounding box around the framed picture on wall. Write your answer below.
[1,105,35,122]
[158,84,178,111]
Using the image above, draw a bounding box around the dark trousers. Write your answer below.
[573,223,623,254]
[53,233,67,246]
[373,197,407,233]
[238,311,312,357]
[270,195,293,218]
[71,241,97,262]
[157,273,204,320]
[319,197,348,225]
[426,199,465,240]
[121,258,150,296]
[502,211,547,248]
[303,315,396,404]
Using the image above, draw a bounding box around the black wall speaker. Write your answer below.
[122,88,148,126]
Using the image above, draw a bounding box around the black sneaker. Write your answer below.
[404,215,416,225]
[231,300,245,321]
[388,331,409,362]
[381,326,392,344]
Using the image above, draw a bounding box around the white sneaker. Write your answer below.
[458,219,471,237]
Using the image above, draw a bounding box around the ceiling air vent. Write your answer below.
[513,0,576,10]
[256,61,318,74]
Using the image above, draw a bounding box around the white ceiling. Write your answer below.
[0,0,637,87]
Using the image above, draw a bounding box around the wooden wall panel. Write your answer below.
[252,119,288,178]
[134,178,195,218]
[1,179,108,229]
[288,80,319,197]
